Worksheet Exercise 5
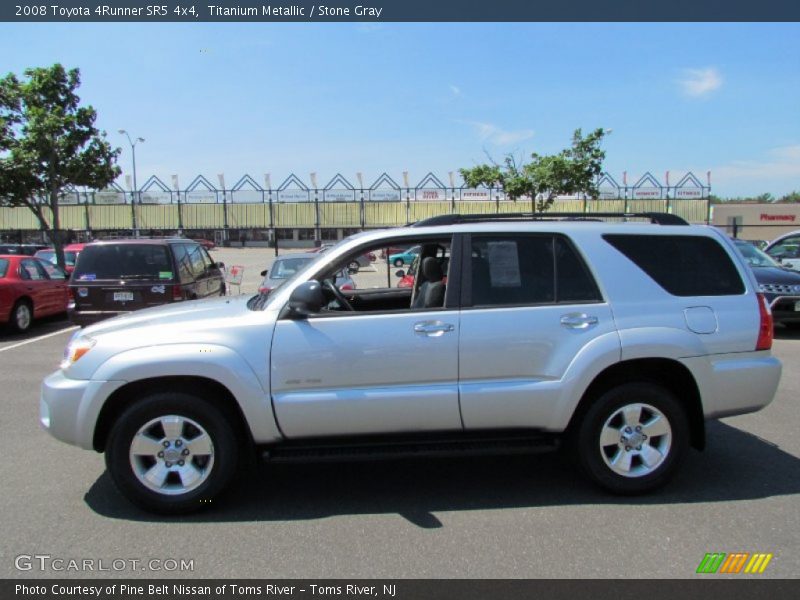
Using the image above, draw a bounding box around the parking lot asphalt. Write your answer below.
[1,258,799,579]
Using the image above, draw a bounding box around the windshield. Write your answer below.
[270,257,313,279]
[0,259,8,278]
[735,240,781,268]
[73,244,173,280]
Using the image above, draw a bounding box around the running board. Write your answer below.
[260,433,560,463]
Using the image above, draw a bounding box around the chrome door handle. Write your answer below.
[414,321,455,337]
[560,313,598,329]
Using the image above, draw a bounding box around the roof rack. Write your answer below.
[410,212,689,227]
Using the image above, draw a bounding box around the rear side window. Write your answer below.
[469,235,601,307]
[0,259,8,278]
[73,244,173,281]
[604,234,745,296]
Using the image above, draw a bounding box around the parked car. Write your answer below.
[193,239,216,250]
[35,243,88,275]
[41,212,782,514]
[311,244,374,272]
[259,253,355,295]
[388,245,420,267]
[734,238,800,327]
[765,230,800,271]
[0,255,69,332]
[379,245,413,259]
[68,239,225,327]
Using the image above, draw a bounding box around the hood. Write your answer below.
[749,265,800,286]
[82,294,254,338]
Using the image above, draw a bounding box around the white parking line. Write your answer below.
[0,326,78,353]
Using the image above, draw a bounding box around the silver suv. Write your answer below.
[41,213,782,513]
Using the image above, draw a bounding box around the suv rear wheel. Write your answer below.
[576,383,688,494]
[105,392,239,514]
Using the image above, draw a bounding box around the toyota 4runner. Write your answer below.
[40,213,782,513]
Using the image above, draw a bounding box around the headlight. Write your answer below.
[61,335,96,369]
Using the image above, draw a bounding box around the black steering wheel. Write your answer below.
[323,279,354,311]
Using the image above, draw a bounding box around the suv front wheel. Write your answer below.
[105,392,239,514]
[576,383,688,494]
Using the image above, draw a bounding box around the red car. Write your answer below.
[0,255,69,332]
[34,242,88,275]
[193,238,216,250]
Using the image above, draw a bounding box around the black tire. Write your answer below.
[348,261,360,273]
[9,299,33,333]
[105,392,239,514]
[393,258,404,267]
[575,382,688,495]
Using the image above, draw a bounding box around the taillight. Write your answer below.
[756,293,773,351]
[258,286,271,294]
[67,288,74,302]
[172,284,183,301]
[339,284,353,291]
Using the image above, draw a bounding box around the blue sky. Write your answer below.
[1,22,798,197]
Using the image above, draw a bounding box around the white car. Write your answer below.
[41,213,782,513]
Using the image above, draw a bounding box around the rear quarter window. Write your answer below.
[0,259,8,278]
[603,234,745,296]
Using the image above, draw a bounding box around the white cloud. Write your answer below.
[677,67,723,97]
[449,84,461,97]
[463,121,535,146]
[713,144,800,180]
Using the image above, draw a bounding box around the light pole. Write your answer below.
[118,130,144,237]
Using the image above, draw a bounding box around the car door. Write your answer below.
[200,246,223,296]
[18,259,52,315]
[457,234,617,430]
[38,260,69,315]
[270,238,463,438]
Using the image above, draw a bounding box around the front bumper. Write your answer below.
[40,370,126,450]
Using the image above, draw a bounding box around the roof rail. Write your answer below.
[410,212,689,227]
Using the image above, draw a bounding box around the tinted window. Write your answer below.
[767,235,800,259]
[604,234,745,296]
[40,261,66,280]
[471,236,555,306]
[73,244,173,280]
[0,259,8,278]
[555,237,602,303]
[470,235,601,307]
[186,245,207,278]
[173,244,194,282]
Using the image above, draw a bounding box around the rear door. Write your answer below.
[38,260,69,315]
[458,234,616,430]
[18,258,52,315]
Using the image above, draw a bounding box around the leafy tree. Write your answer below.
[0,64,119,267]
[776,190,800,203]
[460,128,608,212]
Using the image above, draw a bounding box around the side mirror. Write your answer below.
[287,281,325,317]
[260,269,268,277]
[347,266,358,274]
[395,269,405,278]
[216,261,225,269]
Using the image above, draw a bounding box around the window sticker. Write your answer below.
[159,271,173,279]
[78,273,96,281]
[487,241,521,287]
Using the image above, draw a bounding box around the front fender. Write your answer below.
[88,344,282,444]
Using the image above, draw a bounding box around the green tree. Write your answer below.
[0,64,120,267]
[460,128,608,212]
[776,190,800,203]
